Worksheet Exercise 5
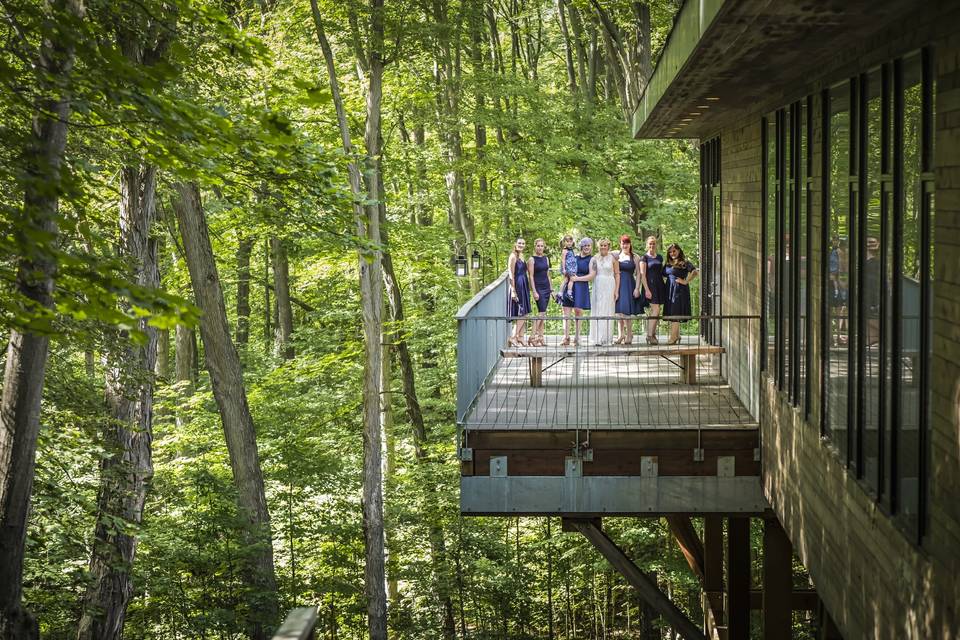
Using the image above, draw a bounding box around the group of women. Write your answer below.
[506,235,698,347]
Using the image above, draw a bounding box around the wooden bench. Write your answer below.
[501,342,725,386]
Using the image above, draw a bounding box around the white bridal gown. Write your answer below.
[589,253,616,346]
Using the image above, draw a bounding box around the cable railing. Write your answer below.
[456,312,761,441]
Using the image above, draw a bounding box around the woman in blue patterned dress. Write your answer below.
[639,235,666,344]
[615,234,643,344]
[506,237,531,346]
[572,238,594,345]
[528,238,552,346]
[664,243,698,345]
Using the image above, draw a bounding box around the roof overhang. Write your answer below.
[633,0,923,139]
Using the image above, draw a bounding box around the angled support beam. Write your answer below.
[564,518,707,640]
[667,515,705,581]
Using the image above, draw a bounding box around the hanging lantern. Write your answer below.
[471,249,481,271]
[455,254,467,277]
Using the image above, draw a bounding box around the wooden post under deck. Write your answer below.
[763,517,794,638]
[727,517,751,640]
[703,515,725,635]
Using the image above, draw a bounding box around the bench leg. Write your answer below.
[530,357,543,387]
[681,354,696,384]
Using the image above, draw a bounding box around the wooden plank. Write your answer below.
[467,429,758,450]
[748,589,818,611]
[682,354,698,384]
[272,606,318,640]
[502,345,726,358]
[763,518,793,637]
[565,518,708,640]
[470,449,761,477]
[727,517,751,640]
[667,516,705,580]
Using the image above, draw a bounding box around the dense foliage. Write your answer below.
[0,1,819,639]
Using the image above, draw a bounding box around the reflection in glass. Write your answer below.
[898,53,923,530]
[863,69,883,493]
[827,85,850,458]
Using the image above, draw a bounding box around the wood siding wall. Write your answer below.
[714,8,960,639]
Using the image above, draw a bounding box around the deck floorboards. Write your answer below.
[464,336,756,431]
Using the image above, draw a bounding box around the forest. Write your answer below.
[0,0,748,638]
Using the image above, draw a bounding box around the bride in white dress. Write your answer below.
[581,238,620,346]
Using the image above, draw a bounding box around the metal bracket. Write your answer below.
[717,456,736,477]
[459,447,473,461]
[693,448,705,462]
[565,457,583,477]
[490,455,507,477]
[641,456,659,477]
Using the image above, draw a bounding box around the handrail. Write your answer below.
[272,607,318,640]
[455,270,508,319]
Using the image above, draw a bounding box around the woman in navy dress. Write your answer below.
[664,243,698,345]
[506,237,531,346]
[639,235,667,344]
[615,234,643,344]
[528,238,552,346]
[572,238,594,345]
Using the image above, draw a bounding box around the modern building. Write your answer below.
[456,1,959,638]
[629,0,959,638]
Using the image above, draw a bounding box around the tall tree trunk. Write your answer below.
[172,182,278,640]
[310,4,387,637]
[557,0,578,94]
[78,164,159,640]
[0,2,81,636]
[174,324,195,386]
[263,239,272,346]
[236,235,253,347]
[269,237,294,359]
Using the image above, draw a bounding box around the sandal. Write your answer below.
[561,336,570,346]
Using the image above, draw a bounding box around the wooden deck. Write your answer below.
[462,336,757,431]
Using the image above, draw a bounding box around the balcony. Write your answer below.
[456,274,765,517]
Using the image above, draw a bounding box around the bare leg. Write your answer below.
[646,304,661,343]
[668,321,680,344]
[574,308,583,344]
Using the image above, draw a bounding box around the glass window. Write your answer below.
[862,67,883,494]
[826,82,851,460]
[896,52,930,536]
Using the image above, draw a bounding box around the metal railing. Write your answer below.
[455,271,510,422]
[456,311,761,437]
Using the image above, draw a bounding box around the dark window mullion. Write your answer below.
[805,93,814,420]
[820,88,831,437]
[761,119,769,373]
[856,72,869,478]
[792,102,803,406]
[777,108,787,391]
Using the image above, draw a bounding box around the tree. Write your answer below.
[173,181,278,640]
[0,2,84,636]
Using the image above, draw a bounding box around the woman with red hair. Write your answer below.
[614,234,643,344]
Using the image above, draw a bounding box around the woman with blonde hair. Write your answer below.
[638,235,666,344]
[574,238,619,346]
[528,238,552,346]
